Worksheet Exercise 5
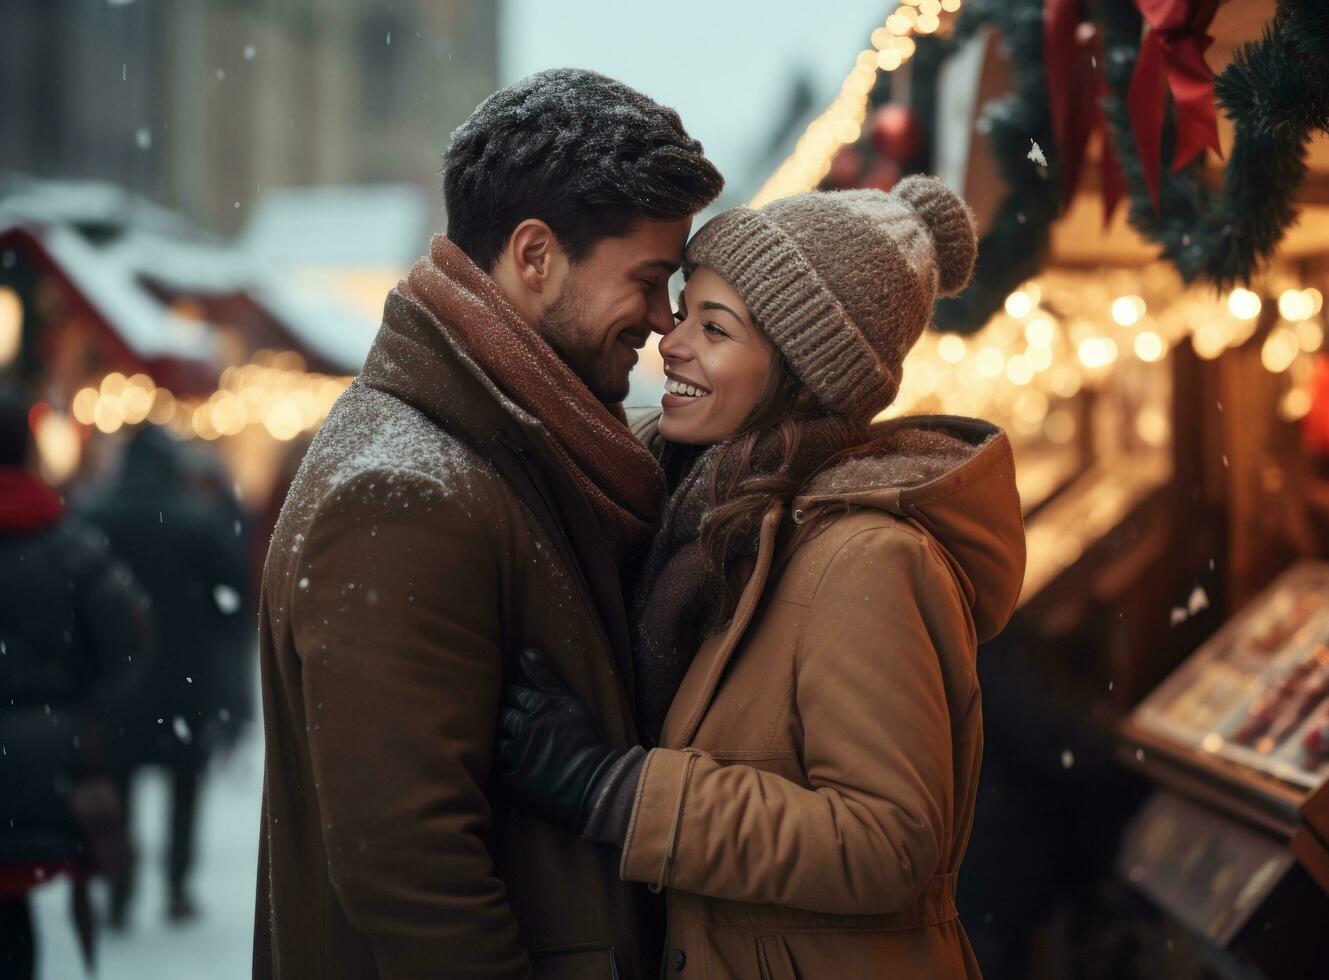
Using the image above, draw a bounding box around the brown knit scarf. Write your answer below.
[631,415,863,746]
[400,234,665,564]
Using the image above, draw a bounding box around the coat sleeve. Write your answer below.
[292,471,531,980]
[620,525,971,916]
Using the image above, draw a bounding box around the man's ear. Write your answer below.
[507,219,559,293]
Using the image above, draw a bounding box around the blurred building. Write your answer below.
[0,0,498,234]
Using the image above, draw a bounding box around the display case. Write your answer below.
[1117,563,1329,978]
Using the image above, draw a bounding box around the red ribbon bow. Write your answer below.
[1127,0,1223,210]
[1044,0,1125,224]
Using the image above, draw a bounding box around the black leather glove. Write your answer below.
[496,647,626,834]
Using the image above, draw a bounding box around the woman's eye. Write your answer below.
[702,322,729,339]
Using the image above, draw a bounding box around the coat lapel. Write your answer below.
[662,503,784,748]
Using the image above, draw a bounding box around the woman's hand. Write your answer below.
[495,647,626,834]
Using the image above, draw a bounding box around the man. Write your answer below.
[254,70,722,979]
[81,426,251,926]
[0,379,147,977]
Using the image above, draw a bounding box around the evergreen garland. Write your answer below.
[1098,0,1329,289]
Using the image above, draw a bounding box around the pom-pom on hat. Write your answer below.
[684,175,977,422]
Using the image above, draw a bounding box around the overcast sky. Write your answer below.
[499,1,890,198]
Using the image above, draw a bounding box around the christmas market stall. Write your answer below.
[743,1,1329,977]
[0,179,423,509]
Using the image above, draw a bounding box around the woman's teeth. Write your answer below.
[665,379,709,398]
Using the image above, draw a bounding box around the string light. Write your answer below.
[750,1,965,206]
[66,352,352,444]
[1228,288,1262,320]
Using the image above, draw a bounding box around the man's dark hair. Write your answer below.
[443,69,724,271]
[0,376,33,467]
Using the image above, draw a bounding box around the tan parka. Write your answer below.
[620,416,1025,979]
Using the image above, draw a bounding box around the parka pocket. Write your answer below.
[529,941,620,979]
[757,935,799,980]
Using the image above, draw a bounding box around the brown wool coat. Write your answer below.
[254,289,658,980]
[621,416,1025,979]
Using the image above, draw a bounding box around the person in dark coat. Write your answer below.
[0,379,150,979]
[80,424,249,925]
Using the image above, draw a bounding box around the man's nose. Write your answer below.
[645,283,676,335]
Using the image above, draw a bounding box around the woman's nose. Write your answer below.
[658,322,693,361]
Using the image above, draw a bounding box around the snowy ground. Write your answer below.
[29,723,263,980]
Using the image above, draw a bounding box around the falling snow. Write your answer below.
[1061,750,1075,769]
[135,127,152,150]
[173,715,192,743]
[1187,585,1209,615]
[244,44,257,61]
[214,584,242,614]
[1027,140,1048,168]
[1170,607,1188,626]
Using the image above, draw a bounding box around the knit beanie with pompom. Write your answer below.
[684,175,977,423]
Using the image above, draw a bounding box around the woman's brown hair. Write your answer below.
[696,350,856,630]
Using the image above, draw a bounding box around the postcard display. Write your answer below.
[1118,562,1329,979]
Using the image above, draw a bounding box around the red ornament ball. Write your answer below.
[870,104,923,163]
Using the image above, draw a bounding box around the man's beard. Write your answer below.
[538,276,630,404]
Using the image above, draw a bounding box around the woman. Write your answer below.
[497,176,1026,978]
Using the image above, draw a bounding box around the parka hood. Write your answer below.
[792,415,1025,642]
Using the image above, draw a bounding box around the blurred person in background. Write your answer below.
[0,378,150,979]
[80,425,251,928]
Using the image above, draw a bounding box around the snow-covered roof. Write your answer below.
[0,178,380,375]
[3,222,218,364]
[238,184,433,269]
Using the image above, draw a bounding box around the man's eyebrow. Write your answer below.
[633,258,679,275]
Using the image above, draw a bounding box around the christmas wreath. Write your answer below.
[1098,0,1329,289]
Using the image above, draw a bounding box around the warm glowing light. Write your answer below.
[0,286,21,368]
[35,412,80,485]
[1111,295,1146,327]
[1077,337,1118,369]
[1192,322,1228,360]
[1295,319,1324,353]
[148,388,176,425]
[1280,387,1312,421]
[93,397,125,434]
[1004,290,1033,319]
[877,48,903,71]
[1005,355,1035,386]
[975,346,1005,378]
[71,387,99,426]
[1134,331,1165,362]
[916,13,940,33]
[1228,289,1262,320]
[1261,326,1299,373]
[871,27,893,49]
[99,372,128,398]
[938,334,967,363]
[1306,288,1324,316]
[1136,407,1169,447]
[918,0,942,15]
[941,0,962,10]
[1278,289,1314,322]
[264,398,304,441]
[1024,316,1055,347]
[1027,345,1054,372]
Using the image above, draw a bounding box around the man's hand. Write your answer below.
[496,648,625,834]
